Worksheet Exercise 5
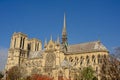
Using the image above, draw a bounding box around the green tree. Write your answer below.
[7,66,21,80]
[93,77,98,80]
[100,55,120,80]
[81,66,95,80]
[0,71,4,80]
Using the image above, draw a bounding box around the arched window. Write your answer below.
[74,57,79,66]
[69,57,73,62]
[92,55,96,64]
[80,56,84,66]
[98,54,100,64]
[86,55,89,59]
[22,38,25,49]
[14,38,16,48]
[80,56,83,59]
[37,43,39,51]
[80,61,82,66]
[86,55,90,65]
[28,43,31,50]
[45,53,55,66]
[75,56,79,61]
[104,54,106,59]
[45,53,56,72]
[92,55,95,61]
[20,37,22,48]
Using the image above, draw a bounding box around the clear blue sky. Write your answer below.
[0,0,120,70]
[0,0,120,52]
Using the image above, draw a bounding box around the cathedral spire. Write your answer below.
[62,13,67,44]
[62,13,67,36]
[61,13,68,53]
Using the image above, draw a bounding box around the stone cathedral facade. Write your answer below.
[5,14,109,80]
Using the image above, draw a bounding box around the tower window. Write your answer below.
[98,54,101,64]
[92,55,96,64]
[20,37,22,49]
[37,43,39,51]
[86,56,90,65]
[14,38,16,48]
[22,38,25,49]
[28,43,31,51]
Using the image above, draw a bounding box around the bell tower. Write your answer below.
[10,32,28,50]
[6,32,28,70]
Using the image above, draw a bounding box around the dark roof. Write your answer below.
[66,41,108,54]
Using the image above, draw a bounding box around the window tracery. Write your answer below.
[45,53,56,72]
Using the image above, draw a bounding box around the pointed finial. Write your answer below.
[44,38,47,48]
[62,13,67,36]
[57,35,60,44]
[50,35,52,41]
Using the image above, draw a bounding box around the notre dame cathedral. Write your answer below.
[5,14,109,80]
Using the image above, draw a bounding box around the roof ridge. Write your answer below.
[69,40,100,46]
